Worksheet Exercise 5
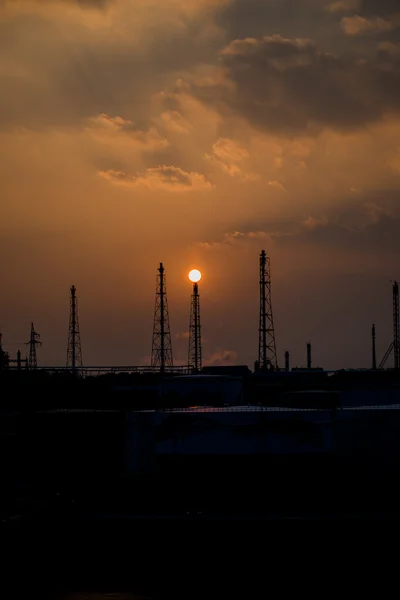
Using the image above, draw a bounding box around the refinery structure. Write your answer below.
[0,249,399,377]
[2,250,400,528]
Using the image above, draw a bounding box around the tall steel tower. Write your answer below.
[378,281,400,369]
[151,263,173,372]
[307,342,312,369]
[258,250,278,370]
[66,285,83,373]
[25,322,41,369]
[284,350,290,372]
[188,270,202,372]
[372,324,377,370]
[394,281,399,370]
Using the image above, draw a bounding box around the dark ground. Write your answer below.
[2,371,400,598]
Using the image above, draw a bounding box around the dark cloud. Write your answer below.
[6,0,114,7]
[294,213,400,253]
[0,4,223,129]
[236,189,400,253]
[191,34,400,133]
[216,0,341,47]
[361,1,400,18]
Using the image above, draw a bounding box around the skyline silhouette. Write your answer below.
[1,0,400,369]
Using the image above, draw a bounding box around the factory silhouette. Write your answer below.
[1,249,399,377]
[3,251,400,588]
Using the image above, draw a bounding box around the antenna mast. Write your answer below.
[394,281,399,370]
[258,250,278,370]
[379,281,400,369]
[372,324,377,369]
[25,322,41,369]
[66,285,83,373]
[151,263,173,372]
[188,282,202,372]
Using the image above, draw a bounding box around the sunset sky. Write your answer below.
[1,0,400,370]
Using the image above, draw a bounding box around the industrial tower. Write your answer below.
[307,343,312,369]
[188,278,202,372]
[151,263,173,372]
[395,281,400,370]
[25,322,41,369]
[372,324,377,370]
[379,281,400,369]
[0,332,10,370]
[66,285,83,373]
[258,250,278,370]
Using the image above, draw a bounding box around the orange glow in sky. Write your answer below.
[0,0,399,369]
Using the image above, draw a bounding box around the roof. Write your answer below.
[165,375,242,382]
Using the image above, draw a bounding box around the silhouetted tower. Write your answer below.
[258,250,278,370]
[284,350,290,372]
[394,281,399,370]
[307,342,312,369]
[25,322,41,369]
[0,331,9,370]
[378,281,400,369]
[151,263,173,372]
[188,282,202,372]
[372,324,377,370]
[66,285,83,373]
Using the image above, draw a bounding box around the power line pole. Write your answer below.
[151,263,173,372]
[258,250,278,370]
[25,322,41,369]
[66,285,83,374]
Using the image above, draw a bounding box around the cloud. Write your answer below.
[341,15,397,35]
[0,0,227,129]
[161,110,193,134]
[190,34,400,134]
[86,113,169,150]
[216,0,336,44]
[326,1,360,13]
[378,41,400,59]
[197,191,400,255]
[199,230,272,249]
[302,215,329,230]
[359,1,400,19]
[205,137,259,180]
[1,0,113,9]
[209,137,249,162]
[268,180,287,192]
[204,348,238,366]
[175,331,189,340]
[99,165,212,192]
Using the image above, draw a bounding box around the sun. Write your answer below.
[188,269,202,283]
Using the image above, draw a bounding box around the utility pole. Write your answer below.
[25,322,41,369]
[258,250,278,370]
[66,285,83,374]
[151,263,173,372]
